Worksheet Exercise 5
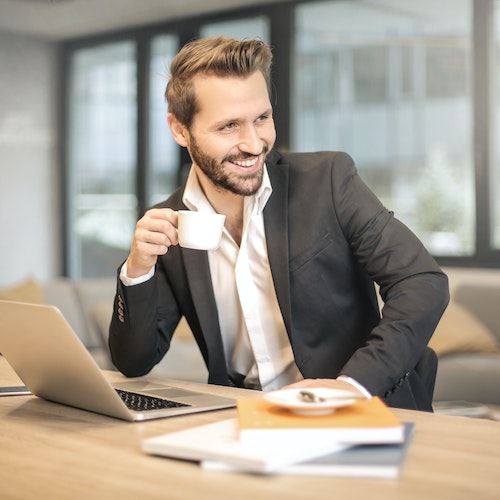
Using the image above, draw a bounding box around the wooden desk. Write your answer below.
[0,356,498,500]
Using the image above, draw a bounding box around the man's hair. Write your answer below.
[165,36,273,128]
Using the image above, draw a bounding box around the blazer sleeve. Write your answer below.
[330,152,449,396]
[108,264,181,377]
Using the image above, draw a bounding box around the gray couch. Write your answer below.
[42,277,115,369]
[42,277,208,382]
[432,281,500,405]
[40,269,500,405]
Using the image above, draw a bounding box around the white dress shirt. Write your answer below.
[121,165,303,391]
[120,165,370,397]
[182,166,303,391]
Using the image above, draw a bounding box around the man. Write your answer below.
[109,36,449,411]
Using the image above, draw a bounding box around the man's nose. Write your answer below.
[238,124,262,154]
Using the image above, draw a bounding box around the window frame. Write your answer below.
[59,0,500,276]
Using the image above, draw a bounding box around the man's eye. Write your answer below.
[222,122,236,130]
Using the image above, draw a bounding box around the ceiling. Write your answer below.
[0,0,289,40]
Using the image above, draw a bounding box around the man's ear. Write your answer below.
[167,113,189,147]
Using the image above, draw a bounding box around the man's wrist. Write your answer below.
[119,260,155,286]
[337,375,372,398]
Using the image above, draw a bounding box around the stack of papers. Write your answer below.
[141,396,413,476]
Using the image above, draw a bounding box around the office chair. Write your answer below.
[415,346,439,404]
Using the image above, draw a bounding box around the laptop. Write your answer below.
[0,300,236,421]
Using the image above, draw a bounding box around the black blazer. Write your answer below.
[109,150,449,410]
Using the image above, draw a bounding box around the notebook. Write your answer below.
[236,397,404,446]
[201,422,415,477]
[0,300,235,421]
[142,418,350,473]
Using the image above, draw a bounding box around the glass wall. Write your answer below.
[63,1,500,276]
[200,16,270,41]
[148,34,180,206]
[494,0,500,248]
[67,41,137,277]
[65,17,271,277]
[293,0,473,256]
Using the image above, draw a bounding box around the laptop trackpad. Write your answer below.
[147,388,201,399]
[114,381,202,399]
[114,381,171,391]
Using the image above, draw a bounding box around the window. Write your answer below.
[426,45,468,98]
[148,34,180,205]
[293,0,473,256]
[62,1,500,276]
[494,0,500,248]
[67,41,137,277]
[352,46,389,103]
[64,17,270,278]
[200,16,269,41]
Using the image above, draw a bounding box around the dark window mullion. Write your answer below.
[268,2,294,152]
[136,34,150,217]
[473,0,494,259]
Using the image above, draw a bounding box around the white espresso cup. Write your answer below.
[177,210,226,250]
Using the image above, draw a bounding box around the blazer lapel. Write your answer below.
[182,248,229,384]
[264,158,293,338]
[179,152,293,381]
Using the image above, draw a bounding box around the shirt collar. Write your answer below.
[182,164,273,215]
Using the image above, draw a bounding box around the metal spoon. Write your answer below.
[298,389,363,404]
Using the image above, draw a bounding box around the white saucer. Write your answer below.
[264,388,360,416]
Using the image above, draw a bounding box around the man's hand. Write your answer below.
[282,378,367,398]
[126,208,179,278]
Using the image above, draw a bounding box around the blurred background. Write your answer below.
[1,0,499,283]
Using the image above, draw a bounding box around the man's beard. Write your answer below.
[188,134,268,196]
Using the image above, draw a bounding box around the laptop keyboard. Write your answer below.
[115,389,191,412]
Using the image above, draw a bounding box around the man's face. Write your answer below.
[185,71,276,196]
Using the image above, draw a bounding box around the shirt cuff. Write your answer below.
[337,375,372,398]
[119,261,155,286]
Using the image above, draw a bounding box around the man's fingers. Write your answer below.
[145,208,179,225]
[126,208,180,278]
[135,208,179,247]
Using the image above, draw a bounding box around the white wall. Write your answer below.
[0,32,60,287]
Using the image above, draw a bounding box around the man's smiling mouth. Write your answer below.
[232,157,258,168]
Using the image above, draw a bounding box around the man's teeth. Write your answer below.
[233,158,258,167]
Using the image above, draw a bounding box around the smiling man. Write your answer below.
[109,36,449,411]
[167,70,275,246]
